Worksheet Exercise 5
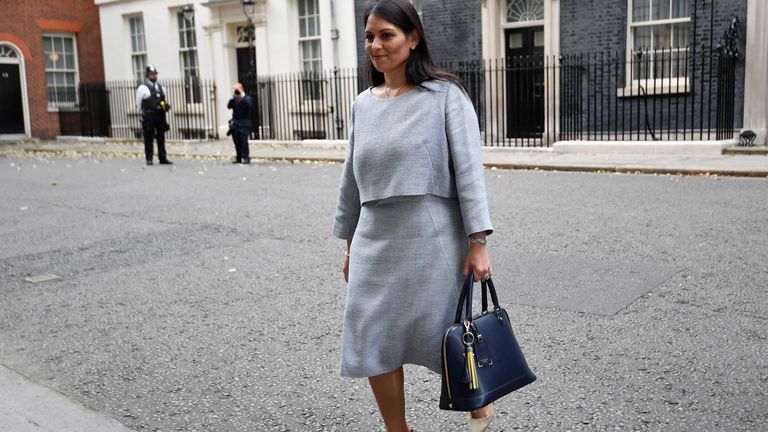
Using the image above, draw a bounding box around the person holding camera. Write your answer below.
[135,64,172,165]
[226,83,253,164]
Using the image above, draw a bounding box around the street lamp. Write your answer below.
[242,0,255,19]
[242,0,256,83]
[182,4,195,22]
[242,0,257,138]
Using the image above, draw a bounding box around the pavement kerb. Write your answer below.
[3,142,767,178]
[10,147,348,164]
[483,161,768,177]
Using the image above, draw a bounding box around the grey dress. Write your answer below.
[331,79,493,378]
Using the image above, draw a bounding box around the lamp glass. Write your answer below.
[243,0,256,19]
[182,4,194,21]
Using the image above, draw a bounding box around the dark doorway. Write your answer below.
[504,26,544,139]
[236,46,261,138]
[0,64,25,134]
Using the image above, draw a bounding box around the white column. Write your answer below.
[544,0,559,145]
[743,0,768,145]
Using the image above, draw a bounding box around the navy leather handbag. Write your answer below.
[440,273,536,411]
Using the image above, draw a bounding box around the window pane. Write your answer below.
[672,0,688,18]
[653,0,671,20]
[633,0,650,22]
[49,52,59,69]
[45,52,54,69]
[308,17,316,37]
[53,37,63,54]
[63,37,74,54]
[65,54,75,69]
[65,73,75,85]
[508,33,523,49]
[534,30,544,47]
[634,26,652,50]
[308,0,315,15]
[299,17,307,37]
[654,24,672,48]
[673,22,689,47]
[43,37,52,52]
[47,72,54,86]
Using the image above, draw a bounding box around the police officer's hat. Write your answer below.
[145,64,158,76]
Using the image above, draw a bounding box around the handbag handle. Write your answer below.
[454,272,475,324]
[454,272,502,324]
[481,278,501,312]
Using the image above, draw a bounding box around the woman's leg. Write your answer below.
[471,404,492,418]
[368,367,410,432]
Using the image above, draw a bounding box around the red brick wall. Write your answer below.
[1,0,104,139]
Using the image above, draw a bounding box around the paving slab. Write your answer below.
[0,364,134,432]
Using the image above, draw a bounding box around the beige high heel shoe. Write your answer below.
[468,404,494,432]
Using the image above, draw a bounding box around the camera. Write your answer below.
[234,89,241,96]
[226,118,235,136]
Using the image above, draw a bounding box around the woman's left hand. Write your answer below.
[463,237,492,282]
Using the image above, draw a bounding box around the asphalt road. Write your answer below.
[0,156,766,432]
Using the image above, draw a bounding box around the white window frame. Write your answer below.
[622,0,691,96]
[298,0,322,100]
[128,15,147,84]
[177,10,201,104]
[43,33,79,110]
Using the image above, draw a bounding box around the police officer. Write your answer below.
[135,65,173,165]
[226,82,253,164]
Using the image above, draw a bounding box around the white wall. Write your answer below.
[96,0,359,137]
[96,0,214,81]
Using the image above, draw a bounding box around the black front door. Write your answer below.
[505,26,544,139]
[236,46,261,137]
[0,64,25,134]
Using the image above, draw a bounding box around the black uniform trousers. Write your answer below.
[231,123,251,162]
[142,112,168,162]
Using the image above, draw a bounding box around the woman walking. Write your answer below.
[332,1,495,431]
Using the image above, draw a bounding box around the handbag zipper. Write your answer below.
[442,325,455,406]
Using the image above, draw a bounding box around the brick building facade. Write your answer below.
[352,0,762,145]
[353,0,483,76]
[0,0,104,139]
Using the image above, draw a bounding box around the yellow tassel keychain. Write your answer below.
[466,345,479,390]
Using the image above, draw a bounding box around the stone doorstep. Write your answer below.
[723,146,768,156]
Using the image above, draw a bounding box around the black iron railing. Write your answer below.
[242,68,362,141]
[60,78,218,140]
[61,50,738,147]
[440,47,739,146]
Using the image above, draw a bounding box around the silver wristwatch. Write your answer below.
[469,237,487,245]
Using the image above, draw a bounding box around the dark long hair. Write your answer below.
[362,0,465,91]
